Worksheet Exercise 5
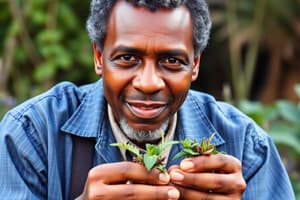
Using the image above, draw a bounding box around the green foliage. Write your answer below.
[111,131,178,172]
[111,142,143,160]
[209,0,300,103]
[173,133,223,160]
[0,0,95,107]
[239,84,300,198]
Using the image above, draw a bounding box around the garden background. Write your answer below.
[0,0,299,198]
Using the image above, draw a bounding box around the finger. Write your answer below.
[180,154,242,173]
[169,169,246,194]
[88,161,170,185]
[173,184,237,200]
[168,165,179,172]
[87,184,180,200]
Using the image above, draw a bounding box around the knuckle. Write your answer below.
[236,160,243,171]
[192,156,206,168]
[202,192,213,200]
[123,188,135,199]
[218,154,242,172]
[86,186,104,200]
[87,167,101,182]
[217,154,231,168]
[214,178,226,190]
[119,161,132,178]
[87,168,97,182]
[234,178,247,192]
[90,185,112,200]
[147,169,159,183]
[231,156,243,171]
[94,191,108,200]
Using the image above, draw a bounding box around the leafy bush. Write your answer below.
[239,84,300,198]
[0,0,95,103]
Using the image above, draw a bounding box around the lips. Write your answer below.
[126,100,167,119]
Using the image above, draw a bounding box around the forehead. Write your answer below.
[105,1,194,52]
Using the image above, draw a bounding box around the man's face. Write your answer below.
[94,1,200,132]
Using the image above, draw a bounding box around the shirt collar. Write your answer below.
[61,79,106,138]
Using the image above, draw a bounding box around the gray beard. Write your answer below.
[119,118,169,143]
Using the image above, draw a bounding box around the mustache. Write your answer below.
[125,92,171,102]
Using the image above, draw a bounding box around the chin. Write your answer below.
[119,118,169,143]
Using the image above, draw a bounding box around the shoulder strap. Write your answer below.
[70,135,96,200]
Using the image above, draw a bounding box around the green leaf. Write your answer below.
[208,132,216,144]
[179,137,194,148]
[172,151,188,160]
[143,154,158,171]
[155,165,167,173]
[34,62,56,82]
[157,140,179,155]
[145,143,157,155]
[269,123,300,154]
[37,30,63,44]
[201,139,208,151]
[238,100,278,126]
[295,84,300,99]
[172,133,222,160]
[110,143,142,159]
[276,100,300,124]
[183,148,200,156]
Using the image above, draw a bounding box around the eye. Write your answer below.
[120,55,136,62]
[159,57,185,70]
[165,57,179,64]
[113,54,140,67]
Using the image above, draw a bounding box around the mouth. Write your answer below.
[126,100,167,119]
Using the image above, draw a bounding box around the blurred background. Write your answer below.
[0,0,299,198]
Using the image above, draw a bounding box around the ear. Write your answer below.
[191,53,201,81]
[93,43,103,76]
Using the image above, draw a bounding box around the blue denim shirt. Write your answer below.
[0,80,295,199]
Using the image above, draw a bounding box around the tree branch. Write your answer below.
[0,34,16,95]
[8,0,43,65]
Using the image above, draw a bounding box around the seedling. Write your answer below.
[172,133,224,160]
[111,131,178,172]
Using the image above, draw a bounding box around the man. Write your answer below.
[0,0,295,199]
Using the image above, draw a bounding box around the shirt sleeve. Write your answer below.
[0,112,47,199]
[241,124,295,200]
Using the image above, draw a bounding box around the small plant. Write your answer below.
[172,133,224,160]
[111,131,178,172]
[111,132,224,172]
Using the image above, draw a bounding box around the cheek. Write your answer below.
[167,74,192,105]
[101,65,135,109]
[102,72,127,122]
[102,61,131,95]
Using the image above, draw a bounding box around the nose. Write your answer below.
[132,61,165,94]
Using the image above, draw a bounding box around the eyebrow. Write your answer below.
[110,45,143,56]
[159,50,190,63]
[110,45,190,63]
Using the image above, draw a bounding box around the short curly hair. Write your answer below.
[86,0,211,54]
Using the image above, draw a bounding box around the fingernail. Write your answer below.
[180,160,194,171]
[170,170,184,181]
[168,189,180,200]
[159,173,170,183]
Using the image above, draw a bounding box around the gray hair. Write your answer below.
[86,0,211,54]
[119,117,169,143]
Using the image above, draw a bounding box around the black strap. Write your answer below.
[70,135,96,200]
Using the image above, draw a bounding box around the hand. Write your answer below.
[76,161,180,200]
[169,154,246,200]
